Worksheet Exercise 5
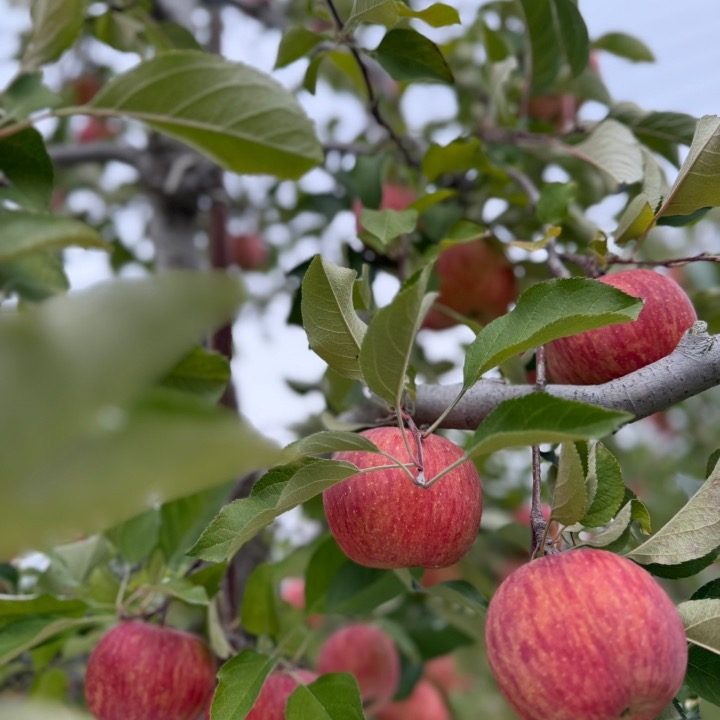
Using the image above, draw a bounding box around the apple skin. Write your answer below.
[316,623,400,714]
[245,669,318,720]
[422,239,517,330]
[423,655,472,695]
[226,233,269,271]
[545,269,697,385]
[280,577,306,610]
[85,620,216,720]
[485,549,688,720]
[326,427,483,569]
[353,183,416,234]
[376,679,450,720]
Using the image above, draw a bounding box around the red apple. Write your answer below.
[77,117,118,143]
[85,620,216,720]
[513,502,552,527]
[280,577,306,610]
[485,549,688,720]
[353,183,416,234]
[420,564,462,588]
[376,679,450,720]
[326,427,483,569]
[73,73,102,105]
[422,239,518,330]
[246,669,317,720]
[545,269,697,384]
[316,623,400,714]
[423,655,472,695]
[226,233,269,271]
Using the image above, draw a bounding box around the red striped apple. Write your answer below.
[316,623,400,714]
[545,269,697,385]
[422,239,517,330]
[376,679,450,720]
[326,427,483,569]
[246,669,317,720]
[85,620,215,720]
[485,549,688,720]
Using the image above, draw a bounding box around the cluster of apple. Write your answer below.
[84,266,696,719]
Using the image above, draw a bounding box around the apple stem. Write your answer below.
[530,347,549,557]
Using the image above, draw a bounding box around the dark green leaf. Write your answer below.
[275,27,326,69]
[286,674,365,720]
[240,564,279,637]
[518,0,560,89]
[692,579,720,601]
[536,182,576,224]
[551,0,589,76]
[592,32,655,63]
[160,347,231,403]
[325,563,406,614]
[287,431,379,457]
[210,650,276,720]
[0,251,69,301]
[0,129,53,211]
[395,2,461,28]
[105,509,160,563]
[551,443,587,525]
[22,0,86,70]
[581,443,625,528]
[375,28,454,84]
[686,645,720,705]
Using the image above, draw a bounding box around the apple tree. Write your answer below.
[1,1,720,719]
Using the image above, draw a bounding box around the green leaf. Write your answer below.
[0,129,53,211]
[0,700,92,720]
[275,27,326,69]
[286,431,379,457]
[359,266,436,407]
[518,0,560,89]
[592,32,655,63]
[348,0,399,27]
[106,509,161,563]
[421,138,487,182]
[0,210,107,262]
[324,563,406,615]
[89,50,323,179]
[189,459,357,563]
[573,120,644,185]
[0,73,61,121]
[679,599,720,656]
[287,674,365,720]
[627,463,720,566]
[579,501,632,548]
[551,0,589,77]
[375,28,454,84]
[0,615,111,666]
[536,182,576,224]
[22,0,87,70]
[159,347,231,403]
[240,564,279,637]
[551,443,587,526]
[643,549,720,580]
[615,193,655,245]
[359,208,418,250]
[148,578,209,606]
[305,536,347,612]
[210,649,276,720]
[301,257,368,381]
[0,251,69,301]
[395,2,461,28]
[686,645,720,705]
[0,273,280,556]
[468,395,631,458]
[0,595,86,619]
[581,443,625,527]
[657,115,720,219]
[693,579,720,601]
[463,278,642,387]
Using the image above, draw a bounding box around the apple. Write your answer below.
[226,233,269,271]
[280,577,306,610]
[513,502,552,527]
[420,564,462,588]
[246,669,317,720]
[316,623,400,713]
[485,549,688,720]
[353,183,416,234]
[73,73,102,105]
[85,620,216,720]
[326,427,483,569]
[545,269,697,385]
[423,655,472,695]
[77,117,118,143]
[376,679,450,720]
[422,239,518,330]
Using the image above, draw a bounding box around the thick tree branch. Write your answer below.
[410,325,719,429]
[48,142,141,168]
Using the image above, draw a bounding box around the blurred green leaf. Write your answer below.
[519,0,561,89]
[0,701,92,720]
[422,138,487,182]
[348,0,399,27]
[463,278,642,387]
[0,129,53,211]
[359,208,418,250]
[536,182,576,224]
[211,649,276,720]
[693,579,720,601]
[106,510,161,563]
[89,51,323,179]
[22,0,86,70]
[240,564,279,637]
[0,251,69,301]
[551,443,587,525]
[360,266,436,407]
[305,536,347,612]
[395,2,460,28]
[301,256,367,381]
[160,347,231,403]
[287,431,379,457]
[275,27,326,69]
[0,210,107,261]
[628,462,720,566]
[375,28,454,83]
[0,74,61,120]
[287,674,365,720]
[324,563,406,614]
[592,32,655,62]
[573,120,644,185]
[190,459,357,563]
[551,0,589,76]
[0,596,86,619]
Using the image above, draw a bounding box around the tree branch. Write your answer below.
[48,142,141,168]
[410,325,719,429]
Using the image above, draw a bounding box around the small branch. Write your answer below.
[607,252,720,269]
[546,243,572,278]
[48,142,141,168]
[530,345,548,556]
[324,0,419,168]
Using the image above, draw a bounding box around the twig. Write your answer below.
[324,0,419,168]
[48,142,142,168]
[607,252,720,269]
[530,346,548,556]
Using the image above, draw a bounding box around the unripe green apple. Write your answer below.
[422,239,517,330]
[316,623,400,714]
[545,269,697,385]
[246,669,317,720]
[376,679,450,720]
[485,549,688,720]
[85,621,216,720]
[326,427,483,569]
